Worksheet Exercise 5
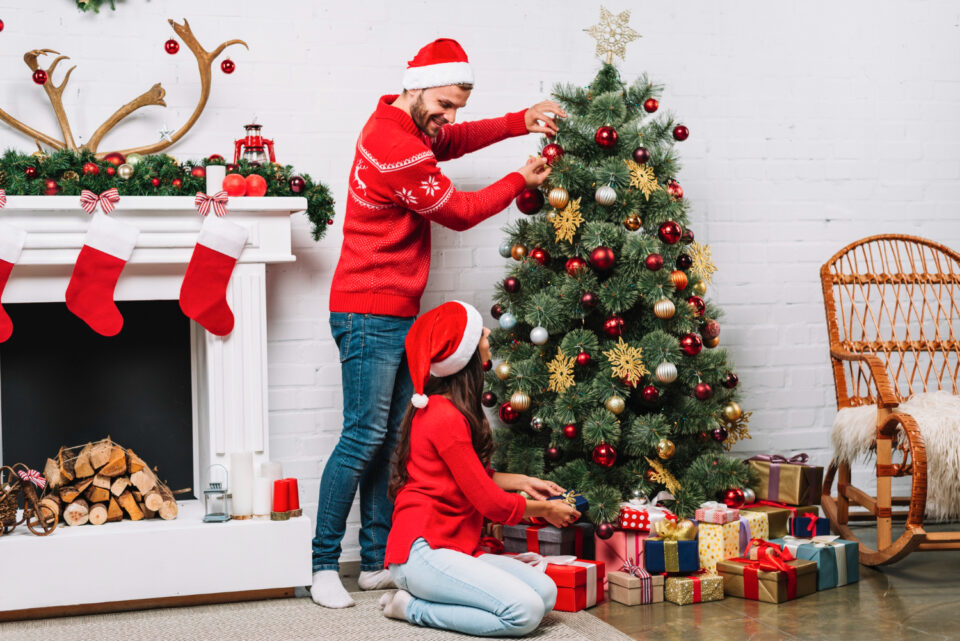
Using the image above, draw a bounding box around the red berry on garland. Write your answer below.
[546,446,561,462]
[602,315,625,338]
[481,391,497,407]
[680,333,703,356]
[633,146,650,164]
[541,143,564,165]
[223,173,247,197]
[644,253,664,271]
[596,522,616,540]
[190,166,206,179]
[32,69,48,85]
[103,152,126,167]
[105,166,116,176]
[504,276,520,293]
[562,423,579,439]
[164,38,180,54]
[220,58,236,74]
[676,253,692,270]
[482,360,492,372]
[530,247,549,266]
[44,178,58,195]
[592,443,617,467]
[289,175,306,194]
[641,385,659,403]
[515,188,544,215]
[172,178,183,189]
[594,125,618,148]
[576,351,591,367]
[723,372,739,389]
[589,246,615,271]
[666,179,684,200]
[687,296,706,317]
[151,177,161,187]
[81,162,100,176]
[643,98,659,113]
[245,174,268,197]
[25,166,38,179]
[701,319,721,339]
[208,154,225,163]
[498,402,520,424]
[658,221,682,244]
[694,382,713,400]
[681,228,695,244]
[673,124,689,141]
[712,427,728,442]
[565,257,587,276]
[490,303,504,320]
[721,488,746,509]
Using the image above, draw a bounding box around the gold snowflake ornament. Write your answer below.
[603,337,649,385]
[719,410,752,451]
[553,197,584,244]
[689,241,717,284]
[547,348,576,394]
[645,457,682,493]
[585,7,641,64]
[625,159,660,201]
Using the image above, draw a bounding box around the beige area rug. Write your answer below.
[0,592,632,641]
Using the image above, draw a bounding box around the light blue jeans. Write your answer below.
[389,538,558,637]
[312,312,415,572]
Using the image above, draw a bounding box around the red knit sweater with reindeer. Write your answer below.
[329,95,529,317]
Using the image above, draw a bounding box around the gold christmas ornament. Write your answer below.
[603,337,649,386]
[655,362,678,384]
[510,243,528,261]
[645,456,682,493]
[584,6,641,64]
[61,170,79,181]
[723,401,743,421]
[670,270,688,291]
[656,438,676,459]
[548,186,569,210]
[605,395,626,415]
[510,390,531,412]
[623,214,642,231]
[547,347,576,394]
[689,241,717,284]
[553,198,584,244]
[704,336,720,348]
[495,362,512,381]
[653,298,676,319]
[625,159,660,200]
[117,163,135,179]
[692,281,707,296]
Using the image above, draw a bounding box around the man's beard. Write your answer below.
[410,93,442,137]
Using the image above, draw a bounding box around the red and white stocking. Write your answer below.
[65,212,139,336]
[0,221,27,343]
[179,214,248,336]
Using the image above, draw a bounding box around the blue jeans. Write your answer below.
[389,538,557,637]
[312,312,414,572]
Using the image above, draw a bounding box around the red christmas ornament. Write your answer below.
[681,228,695,244]
[226,163,239,173]
[594,126,618,148]
[658,221,682,244]
[504,277,520,293]
[721,488,746,509]
[641,385,660,403]
[687,296,706,317]
[515,188,544,215]
[245,173,268,197]
[633,146,650,164]
[644,253,664,271]
[670,270,688,291]
[103,152,126,167]
[32,69,48,85]
[576,351,591,367]
[696,431,710,443]
[530,247,549,266]
[602,315,625,338]
[589,246,615,271]
[675,254,692,270]
[541,143,564,165]
[207,154,225,163]
[289,175,306,194]
[44,178,58,195]
[151,177,161,187]
[105,166,116,177]
[562,423,579,439]
[0,19,4,32]
[680,333,703,356]
[666,180,684,200]
[546,446,561,461]
[220,58,236,74]
[481,391,497,407]
[723,372,739,389]
[712,427,728,442]
[702,319,721,339]
[190,166,206,178]
[643,98,659,113]
[621,375,638,388]
[592,443,617,467]
[565,257,587,276]
[596,522,616,540]
[694,382,713,400]
[482,360,492,372]
[223,173,247,197]
[673,124,690,141]
[646,467,658,481]
[580,291,598,309]
[498,402,520,424]
[81,162,100,176]
[490,303,504,320]
[172,178,183,189]
[164,38,180,54]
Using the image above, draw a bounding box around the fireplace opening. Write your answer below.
[0,301,195,498]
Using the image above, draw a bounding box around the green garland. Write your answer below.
[0,149,335,240]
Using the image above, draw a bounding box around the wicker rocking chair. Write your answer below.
[820,234,960,565]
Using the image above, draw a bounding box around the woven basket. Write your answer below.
[0,471,18,529]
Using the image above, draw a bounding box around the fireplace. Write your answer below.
[0,196,311,618]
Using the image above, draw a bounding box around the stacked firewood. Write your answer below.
[41,438,178,526]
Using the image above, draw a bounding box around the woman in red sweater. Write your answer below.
[379,301,580,637]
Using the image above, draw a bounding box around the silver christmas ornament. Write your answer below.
[530,416,545,431]
[655,361,678,384]
[499,312,517,330]
[594,185,617,206]
[530,326,549,345]
[499,241,513,258]
[743,487,756,504]
[117,163,135,180]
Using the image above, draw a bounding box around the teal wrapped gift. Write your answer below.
[770,535,859,590]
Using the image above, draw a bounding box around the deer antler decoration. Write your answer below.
[0,19,247,159]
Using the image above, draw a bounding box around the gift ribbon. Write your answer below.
[79,188,120,215]
[749,453,810,465]
[738,516,751,555]
[620,490,676,529]
[620,560,653,604]
[0,189,6,209]
[194,190,229,217]
[789,514,823,537]
[691,573,702,603]
[554,490,583,507]
[731,546,798,601]
[525,523,582,557]
[513,553,598,607]
[781,535,849,586]
[696,500,739,523]
[652,517,697,540]
[749,454,820,504]
[17,468,46,490]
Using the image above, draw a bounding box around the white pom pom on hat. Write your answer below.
[405,300,484,409]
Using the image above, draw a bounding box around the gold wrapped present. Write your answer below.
[698,521,740,573]
[741,510,768,541]
[717,557,817,603]
[748,454,823,506]
[664,574,724,605]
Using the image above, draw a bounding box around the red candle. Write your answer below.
[272,479,289,513]
[285,478,300,515]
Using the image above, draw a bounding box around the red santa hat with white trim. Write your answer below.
[403,38,474,90]
[405,300,484,408]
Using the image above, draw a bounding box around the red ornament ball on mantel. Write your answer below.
[658,221,683,244]
[32,69,48,85]
[594,126,618,148]
[223,173,247,197]
[673,124,690,141]
[82,162,99,176]
[680,333,703,356]
[644,253,664,271]
[245,173,268,197]
[190,166,206,178]
[694,382,713,400]
[643,98,659,113]
[44,178,58,195]
[226,163,239,173]
[596,522,616,540]
[498,402,520,424]
[503,276,520,293]
[103,152,126,167]
[164,38,180,54]
[562,423,579,439]
[172,178,183,189]
[592,443,617,468]
[105,166,116,177]
[603,315,625,338]
[565,257,587,277]
[150,177,161,187]
[721,488,746,509]
[541,143,564,165]
[220,58,236,74]
[208,154,225,163]
[289,175,306,194]
[589,246,615,271]
[515,188,544,215]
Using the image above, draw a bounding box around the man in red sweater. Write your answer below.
[311,38,564,608]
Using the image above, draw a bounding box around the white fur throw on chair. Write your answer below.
[832,391,960,521]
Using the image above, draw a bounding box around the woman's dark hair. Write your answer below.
[388,349,492,501]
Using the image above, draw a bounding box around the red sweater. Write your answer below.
[384,396,527,565]
[329,95,529,317]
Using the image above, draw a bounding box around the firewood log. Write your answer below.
[131,489,142,503]
[99,445,127,477]
[59,485,80,503]
[92,474,111,489]
[74,477,94,494]
[43,457,62,490]
[73,443,95,478]
[130,467,157,494]
[40,495,61,521]
[88,503,108,525]
[58,448,75,483]
[158,485,178,520]
[117,490,144,521]
[144,490,164,512]
[107,496,123,522]
[89,438,114,469]
[63,498,90,526]
[85,484,110,504]
[110,476,129,497]
[126,449,147,475]
[143,506,157,519]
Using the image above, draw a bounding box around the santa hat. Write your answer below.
[403,38,474,90]
[405,300,483,408]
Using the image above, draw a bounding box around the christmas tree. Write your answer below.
[485,9,752,526]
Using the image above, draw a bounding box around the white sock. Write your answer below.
[310,570,355,608]
[359,569,396,590]
[380,590,412,620]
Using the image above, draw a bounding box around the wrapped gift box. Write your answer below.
[608,570,664,605]
[717,557,817,603]
[695,501,740,524]
[644,538,699,574]
[770,536,860,590]
[748,454,824,506]
[547,490,589,515]
[788,514,831,537]
[741,504,818,539]
[698,521,741,573]
[595,529,649,584]
[664,574,724,605]
[545,558,606,612]
[740,511,769,542]
[617,499,676,532]
[482,521,503,541]
[503,522,595,558]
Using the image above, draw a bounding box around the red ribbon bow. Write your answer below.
[17,468,46,490]
[194,191,229,217]
[0,188,6,209]
[79,188,120,215]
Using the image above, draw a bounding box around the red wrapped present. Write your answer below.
[507,553,606,612]
[617,492,676,532]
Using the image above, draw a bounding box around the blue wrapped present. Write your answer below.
[771,535,859,590]
[643,538,699,573]
[547,490,589,515]
[788,514,831,537]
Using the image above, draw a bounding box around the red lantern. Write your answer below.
[565,257,587,277]
[234,123,276,165]
[541,143,564,165]
[680,333,703,356]
[592,443,617,467]
[515,188,544,215]
[589,246,615,271]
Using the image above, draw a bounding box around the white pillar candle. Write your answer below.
[206,164,226,195]
[253,478,273,518]
[230,452,254,517]
[260,461,283,482]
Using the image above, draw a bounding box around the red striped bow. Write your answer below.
[17,468,46,490]
[0,189,6,209]
[80,188,120,215]
[194,191,229,217]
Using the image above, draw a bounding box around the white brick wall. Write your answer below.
[2,1,958,559]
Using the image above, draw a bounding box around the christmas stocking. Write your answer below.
[179,214,248,336]
[65,212,140,336]
[0,221,28,343]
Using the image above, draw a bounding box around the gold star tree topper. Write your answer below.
[585,7,641,64]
